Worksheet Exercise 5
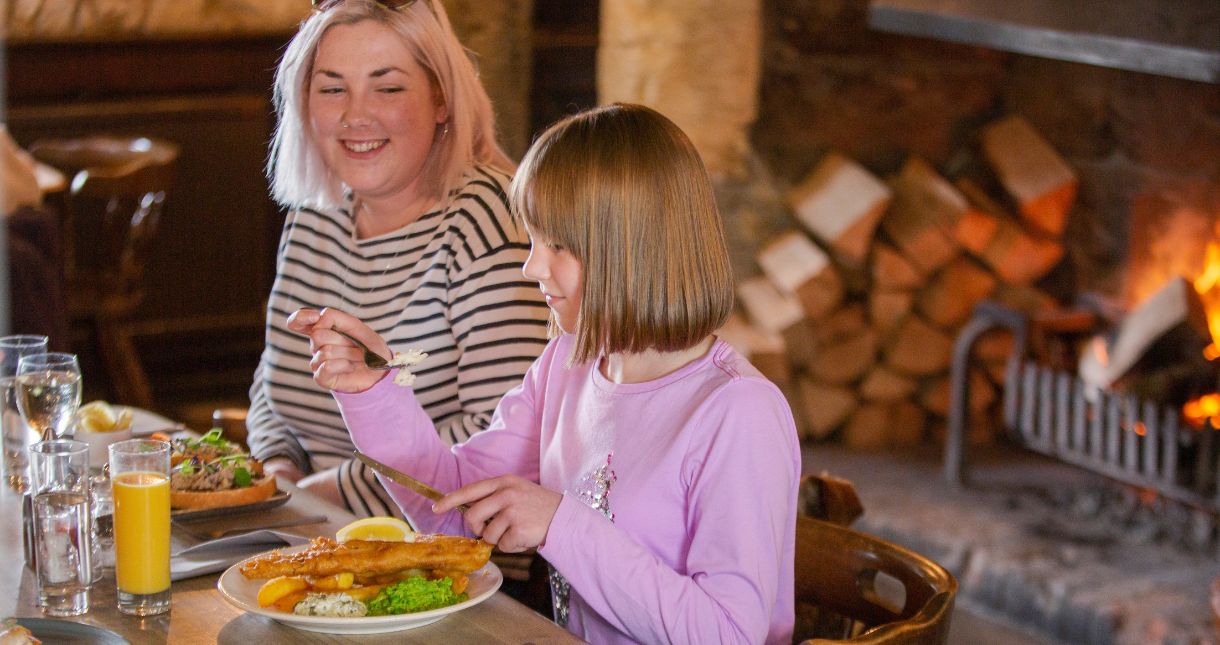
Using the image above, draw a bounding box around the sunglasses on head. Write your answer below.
[311,0,423,11]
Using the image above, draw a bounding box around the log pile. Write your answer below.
[721,115,1077,448]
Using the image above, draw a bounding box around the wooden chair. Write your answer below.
[28,135,180,409]
[796,475,958,644]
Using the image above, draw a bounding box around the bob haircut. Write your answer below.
[510,103,734,364]
[268,0,513,211]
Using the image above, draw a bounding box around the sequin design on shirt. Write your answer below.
[550,451,617,627]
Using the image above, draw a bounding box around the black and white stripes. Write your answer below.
[248,166,550,517]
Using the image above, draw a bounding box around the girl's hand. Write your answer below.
[434,475,562,553]
[287,307,391,393]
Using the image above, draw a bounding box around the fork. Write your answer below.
[333,329,391,370]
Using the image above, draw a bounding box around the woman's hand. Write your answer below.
[263,457,306,483]
[434,475,562,553]
[287,307,391,393]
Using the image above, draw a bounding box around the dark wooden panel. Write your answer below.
[5,38,287,410]
[6,37,290,102]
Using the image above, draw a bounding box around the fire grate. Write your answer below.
[945,301,1220,515]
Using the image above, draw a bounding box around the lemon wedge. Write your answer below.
[78,400,118,433]
[78,400,135,434]
[335,516,416,543]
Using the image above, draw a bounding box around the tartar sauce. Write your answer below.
[292,592,368,617]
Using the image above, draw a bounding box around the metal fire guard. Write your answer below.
[945,301,1220,514]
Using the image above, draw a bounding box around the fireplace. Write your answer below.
[703,1,1220,641]
[723,0,1220,452]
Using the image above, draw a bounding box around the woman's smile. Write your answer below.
[342,139,387,154]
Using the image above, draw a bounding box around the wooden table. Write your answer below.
[1,480,583,644]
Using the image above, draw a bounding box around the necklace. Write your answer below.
[337,199,414,308]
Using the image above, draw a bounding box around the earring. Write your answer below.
[441,122,450,139]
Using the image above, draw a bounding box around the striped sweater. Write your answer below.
[248,166,550,517]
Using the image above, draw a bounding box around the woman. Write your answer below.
[248,0,549,520]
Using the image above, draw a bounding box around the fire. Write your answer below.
[1193,237,1220,355]
[1182,393,1220,429]
[1181,230,1220,427]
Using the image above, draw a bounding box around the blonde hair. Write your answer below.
[510,104,734,364]
[268,0,513,210]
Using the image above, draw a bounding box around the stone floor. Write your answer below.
[802,442,1218,645]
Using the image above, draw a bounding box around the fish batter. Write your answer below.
[239,535,492,579]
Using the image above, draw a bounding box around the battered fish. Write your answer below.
[239,535,492,580]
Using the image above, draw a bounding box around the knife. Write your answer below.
[353,451,469,513]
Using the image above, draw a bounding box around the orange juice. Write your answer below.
[112,470,170,594]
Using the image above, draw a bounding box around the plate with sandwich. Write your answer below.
[217,518,501,634]
[157,428,290,519]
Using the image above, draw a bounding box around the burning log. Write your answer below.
[1081,276,1214,399]
[980,115,1078,237]
[757,230,844,320]
[786,151,892,266]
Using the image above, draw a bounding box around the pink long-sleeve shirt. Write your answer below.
[334,334,799,644]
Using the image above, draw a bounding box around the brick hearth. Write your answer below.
[803,443,1216,644]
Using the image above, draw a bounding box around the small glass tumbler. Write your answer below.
[110,439,171,616]
[1,335,50,491]
[29,439,93,616]
[90,469,115,580]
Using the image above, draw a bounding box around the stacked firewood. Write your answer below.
[721,115,1078,448]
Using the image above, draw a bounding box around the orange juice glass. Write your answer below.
[109,439,171,615]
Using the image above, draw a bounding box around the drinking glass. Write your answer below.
[1,335,50,491]
[109,439,171,616]
[90,468,115,581]
[16,352,83,441]
[29,439,93,617]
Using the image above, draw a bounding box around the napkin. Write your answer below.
[170,530,310,581]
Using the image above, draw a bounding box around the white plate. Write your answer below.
[216,545,502,634]
[119,406,182,436]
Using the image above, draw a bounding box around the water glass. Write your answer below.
[1,335,50,491]
[16,352,82,441]
[90,469,115,580]
[29,439,93,617]
[110,439,171,616]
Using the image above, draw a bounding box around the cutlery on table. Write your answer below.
[333,329,392,371]
[173,514,329,541]
[354,451,469,513]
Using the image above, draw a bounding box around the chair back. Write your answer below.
[795,515,957,645]
[27,135,179,407]
[29,135,179,313]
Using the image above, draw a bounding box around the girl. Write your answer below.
[290,104,799,644]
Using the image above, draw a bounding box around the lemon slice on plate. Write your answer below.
[78,400,135,434]
[335,516,415,542]
[78,400,118,433]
